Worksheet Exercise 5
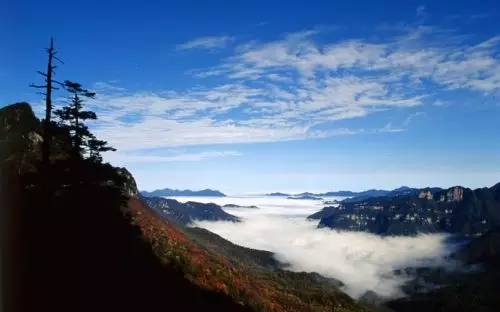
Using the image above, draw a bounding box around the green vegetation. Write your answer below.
[179,226,369,312]
[1,102,251,312]
[54,80,115,161]
[183,227,281,269]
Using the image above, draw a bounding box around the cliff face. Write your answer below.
[0,103,39,138]
[438,186,464,202]
[0,103,42,173]
[115,167,139,197]
[418,190,433,200]
[1,102,76,173]
[315,185,500,236]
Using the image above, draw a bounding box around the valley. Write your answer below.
[148,191,500,310]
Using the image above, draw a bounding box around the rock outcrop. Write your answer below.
[418,190,433,200]
[0,103,41,173]
[313,184,500,236]
[116,167,139,197]
[445,186,464,202]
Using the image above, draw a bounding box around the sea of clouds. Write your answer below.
[169,195,458,298]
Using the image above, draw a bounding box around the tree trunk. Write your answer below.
[42,38,54,166]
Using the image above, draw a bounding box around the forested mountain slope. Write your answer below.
[1,102,368,312]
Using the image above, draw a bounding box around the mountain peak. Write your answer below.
[141,188,225,197]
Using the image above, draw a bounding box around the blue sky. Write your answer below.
[2,0,500,193]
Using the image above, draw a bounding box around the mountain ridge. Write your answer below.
[141,195,239,225]
[310,184,500,236]
[267,186,434,199]
[141,188,226,197]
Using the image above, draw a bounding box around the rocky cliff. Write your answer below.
[0,103,42,173]
[312,185,500,236]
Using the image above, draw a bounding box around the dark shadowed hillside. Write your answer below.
[387,228,500,312]
[1,103,369,312]
[1,103,250,312]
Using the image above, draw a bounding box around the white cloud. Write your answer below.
[377,122,406,133]
[416,5,426,17]
[86,76,414,150]
[93,81,126,93]
[416,5,428,23]
[432,100,448,106]
[188,196,459,299]
[177,36,234,50]
[94,116,317,150]
[403,111,425,126]
[82,27,499,153]
[105,150,241,164]
[203,28,500,93]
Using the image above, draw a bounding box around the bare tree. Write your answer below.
[30,38,63,165]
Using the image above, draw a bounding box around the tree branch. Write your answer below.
[53,56,64,64]
[30,84,47,88]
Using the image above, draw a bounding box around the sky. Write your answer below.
[2,0,500,193]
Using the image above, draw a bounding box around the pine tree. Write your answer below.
[87,137,116,162]
[55,80,115,162]
[55,80,97,157]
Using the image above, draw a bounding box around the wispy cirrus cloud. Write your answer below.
[86,77,415,151]
[105,150,242,164]
[201,27,500,93]
[78,25,499,156]
[176,35,234,51]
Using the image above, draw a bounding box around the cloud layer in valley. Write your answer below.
[191,197,459,298]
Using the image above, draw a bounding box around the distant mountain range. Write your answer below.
[267,192,291,196]
[287,194,323,200]
[140,188,226,197]
[223,204,258,209]
[340,186,428,202]
[266,186,424,199]
[309,184,500,236]
[145,186,430,200]
[141,196,238,225]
